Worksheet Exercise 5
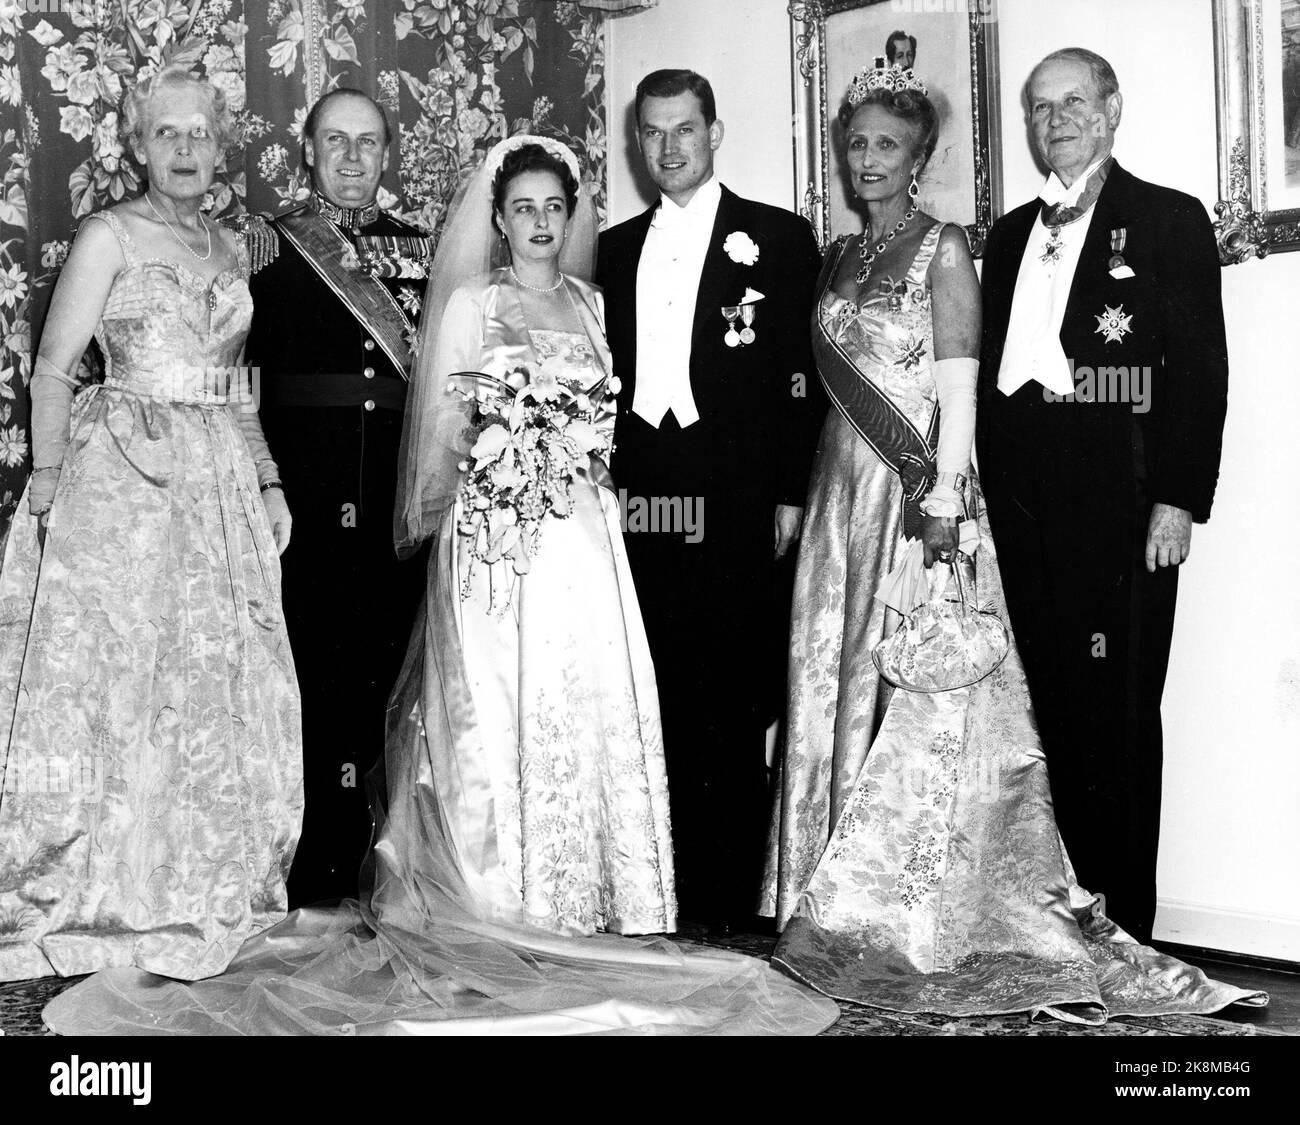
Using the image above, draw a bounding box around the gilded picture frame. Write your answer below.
[788,0,1002,254]
[1213,0,1300,263]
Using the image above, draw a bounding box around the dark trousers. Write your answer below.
[982,434,1177,944]
[262,405,427,907]
[614,412,772,924]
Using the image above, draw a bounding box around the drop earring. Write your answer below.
[908,169,920,200]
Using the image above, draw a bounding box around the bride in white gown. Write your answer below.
[40,136,838,1036]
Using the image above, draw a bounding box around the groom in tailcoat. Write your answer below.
[596,70,823,931]
[977,49,1229,943]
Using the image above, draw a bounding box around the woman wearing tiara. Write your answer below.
[41,135,837,1036]
[759,64,1265,1022]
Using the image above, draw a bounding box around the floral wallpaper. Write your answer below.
[0,0,627,543]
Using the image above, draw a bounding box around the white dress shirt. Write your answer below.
[997,157,1109,398]
[633,177,723,427]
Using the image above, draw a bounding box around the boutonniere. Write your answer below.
[723,231,760,266]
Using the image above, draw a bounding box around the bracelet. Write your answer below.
[259,480,283,493]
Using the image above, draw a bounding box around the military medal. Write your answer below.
[1094,303,1133,344]
[738,303,756,345]
[1107,227,1135,277]
[722,305,741,347]
[1108,227,1126,271]
[1040,225,1063,264]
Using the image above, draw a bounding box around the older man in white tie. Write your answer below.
[976,48,1229,944]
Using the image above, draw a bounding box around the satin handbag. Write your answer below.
[872,554,1009,693]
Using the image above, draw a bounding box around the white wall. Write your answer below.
[604,0,795,220]
[608,0,1300,959]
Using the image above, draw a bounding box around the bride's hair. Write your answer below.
[490,144,580,219]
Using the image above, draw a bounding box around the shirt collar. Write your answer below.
[1039,155,1110,209]
[652,176,722,229]
[310,190,380,231]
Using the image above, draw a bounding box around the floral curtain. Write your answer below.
[0,0,625,542]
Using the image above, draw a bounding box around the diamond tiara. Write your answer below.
[846,57,929,105]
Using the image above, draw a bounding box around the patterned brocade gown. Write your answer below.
[384,275,676,937]
[759,227,1264,1021]
[0,209,303,983]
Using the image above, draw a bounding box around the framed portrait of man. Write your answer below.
[789,0,1002,254]
[1213,0,1300,261]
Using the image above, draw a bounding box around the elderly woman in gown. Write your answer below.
[0,66,301,984]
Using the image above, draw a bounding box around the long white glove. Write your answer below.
[229,384,291,555]
[28,354,79,515]
[919,357,978,518]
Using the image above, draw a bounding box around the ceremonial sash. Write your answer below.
[813,240,938,539]
[276,206,416,380]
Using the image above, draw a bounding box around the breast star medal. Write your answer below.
[722,305,741,347]
[1094,303,1133,344]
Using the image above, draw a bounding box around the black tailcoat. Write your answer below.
[246,206,428,907]
[976,162,1229,941]
[596,186,824,922]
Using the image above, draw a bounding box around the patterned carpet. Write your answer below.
[0,926,1276,1037]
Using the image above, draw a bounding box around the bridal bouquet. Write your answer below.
[450,357,618,590]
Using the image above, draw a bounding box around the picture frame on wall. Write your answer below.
[1213,0,1300,263]
[788,0,1001,255]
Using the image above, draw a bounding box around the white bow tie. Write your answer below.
[651,202,700,231]
[1039,157,1108,208]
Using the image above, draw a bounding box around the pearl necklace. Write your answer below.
[855,203,917,284]
[145,191,213,263]
[509,266,564,293]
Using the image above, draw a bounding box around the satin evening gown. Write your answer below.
[0,209,303,983]
[760,228,1266,1023]
[40,272,837,1035]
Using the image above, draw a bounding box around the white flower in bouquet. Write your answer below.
[470,423,510,468]
[564,418,603,455]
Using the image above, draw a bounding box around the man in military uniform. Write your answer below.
[245,89,429,906]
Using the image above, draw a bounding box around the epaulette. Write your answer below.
[223,212,281,274]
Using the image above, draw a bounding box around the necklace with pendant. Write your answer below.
[856,203,917,284]
[145,192,213,263]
